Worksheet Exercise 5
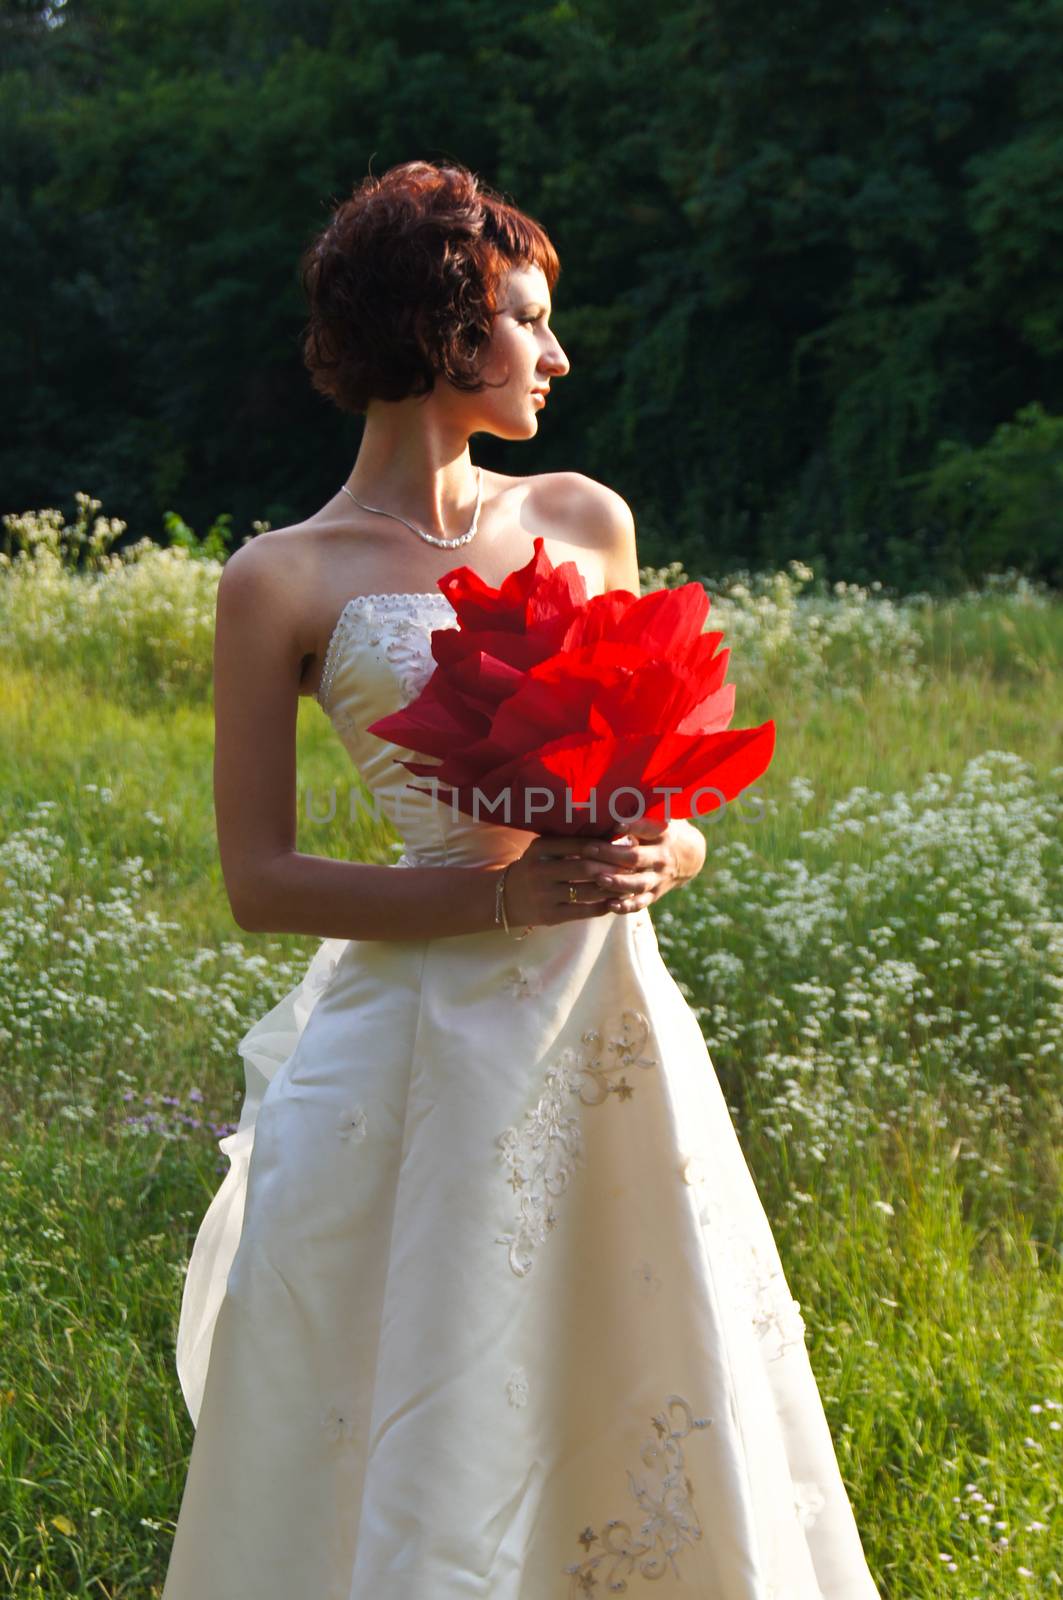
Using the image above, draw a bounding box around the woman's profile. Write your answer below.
[161,158,881,1598]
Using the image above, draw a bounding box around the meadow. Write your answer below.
[0,495,1060,1597]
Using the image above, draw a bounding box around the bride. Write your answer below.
[162,158,881,1599]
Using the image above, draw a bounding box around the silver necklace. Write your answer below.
[339,465,482,549]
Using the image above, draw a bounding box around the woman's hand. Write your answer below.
[579,817,706,914]
[500,834,619,928]
[498,818,705,931]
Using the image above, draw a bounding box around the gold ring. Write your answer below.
[568,883,578,903]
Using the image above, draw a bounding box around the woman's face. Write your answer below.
[457,262,570,440]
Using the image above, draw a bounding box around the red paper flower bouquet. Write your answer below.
[366,537,775,839]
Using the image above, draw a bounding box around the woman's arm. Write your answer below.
[212,536,619,940]
[212,536,512,941]
[235,854,506,939]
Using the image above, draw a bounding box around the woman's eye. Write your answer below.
[519,314,544,325]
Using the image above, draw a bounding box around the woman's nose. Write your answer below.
[544,343,570,378]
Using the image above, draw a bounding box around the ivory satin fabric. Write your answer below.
[162,589,881,1600]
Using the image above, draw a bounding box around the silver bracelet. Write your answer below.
[495,864,512,932]
[494,861,534,939]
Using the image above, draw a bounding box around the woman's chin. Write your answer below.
[470,410,540,443]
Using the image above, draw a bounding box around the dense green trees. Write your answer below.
[3,0,1062,589]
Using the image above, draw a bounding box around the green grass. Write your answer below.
[0,524,1060,1597]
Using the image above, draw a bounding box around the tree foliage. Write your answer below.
[2,0,1061,589]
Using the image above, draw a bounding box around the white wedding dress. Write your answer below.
[163,589,881,1600]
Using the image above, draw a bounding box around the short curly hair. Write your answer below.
[298,159,561,415]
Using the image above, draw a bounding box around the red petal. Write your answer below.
[604,583,710,652]
[436,536,587,632]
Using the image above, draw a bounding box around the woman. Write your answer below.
[163,159,881,1599]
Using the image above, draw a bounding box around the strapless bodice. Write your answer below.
[314,590,540,870]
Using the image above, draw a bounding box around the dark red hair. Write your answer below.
[299,159,561,415]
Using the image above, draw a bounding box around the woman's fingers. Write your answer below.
[556,874,613,903]
[589,868,656,896]
[554,879,649,918]
[525,836,662,920]
[571,879,652,915]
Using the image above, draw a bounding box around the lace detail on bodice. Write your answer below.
[315,590,455,717]
[309,593,539,872]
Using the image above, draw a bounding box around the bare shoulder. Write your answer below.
[214,523,318,659]
[211,524,324,930]
[527,470,639,592]
[216,522,314,601]
[526,469,634,533]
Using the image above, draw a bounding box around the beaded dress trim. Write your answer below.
[314,590,455,716]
